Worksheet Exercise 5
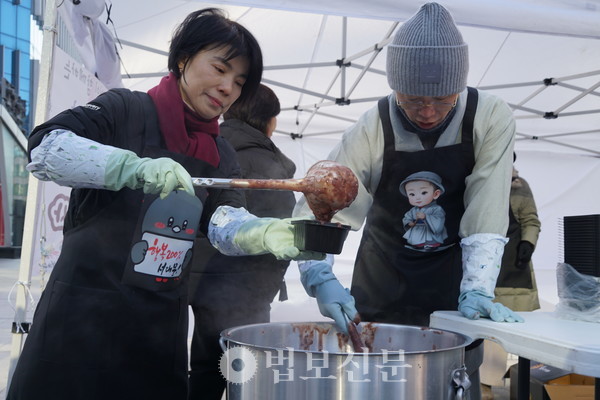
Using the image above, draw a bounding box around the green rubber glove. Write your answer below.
[105,148,194,198]
[233,217,325,261]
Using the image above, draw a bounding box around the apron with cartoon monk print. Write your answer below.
[351,88,478,326]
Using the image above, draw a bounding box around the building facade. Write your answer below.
[1,0,44,252]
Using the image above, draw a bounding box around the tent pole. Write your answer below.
[7,0,57,389]
[295,14,328,125]
[554,69,600,82]
[515,134,600,156]
[340,17,347,101]
[554,80,600,114]
[558,82,600,98]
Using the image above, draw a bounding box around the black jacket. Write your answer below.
[220,118,296,218]
[188,119,296,296]
[187,119,297,399]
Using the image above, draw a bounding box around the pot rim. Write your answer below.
[220,321,474,356]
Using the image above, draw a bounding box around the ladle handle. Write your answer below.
[192,177,307,191]
[343,314,365,353]
[191,178,238,188]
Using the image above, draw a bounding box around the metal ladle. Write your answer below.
[192,160,359,222]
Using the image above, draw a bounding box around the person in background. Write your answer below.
[188,83,296,399]
[494,153,541,310]
[8,9,321,400]
[480,154,542,398]
[293,3,523,398]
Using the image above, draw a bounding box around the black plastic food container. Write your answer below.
[292,220,351,254]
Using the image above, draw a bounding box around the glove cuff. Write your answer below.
[460,233,508,298]
[208,206,261,256]
[458,289,493,303]
[28,129,118,189]
[105,148,146,191]
[299,260,336,297]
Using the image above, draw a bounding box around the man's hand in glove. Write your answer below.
[459,233,523,322]
[299,260,359,334]
[516,241,535,270]
[458,290,524,322]
[315,280,360,334]
[106,148,194,199]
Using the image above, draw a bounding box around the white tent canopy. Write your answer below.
[8,0,600,391]
[109,0,600,158]
[18,0,600,299]
[16,0,600,319]
[214,0,600,38]
[103,0,600,301]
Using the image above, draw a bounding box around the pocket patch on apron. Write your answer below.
[123,190,203,291]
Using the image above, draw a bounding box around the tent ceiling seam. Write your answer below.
[475,32,511,88]
[295,14,328,113]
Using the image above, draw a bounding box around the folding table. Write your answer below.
[429,311,600,400]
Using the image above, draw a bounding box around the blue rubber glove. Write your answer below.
[459,233,524,323]
[105,148,194,199]
[458,290,524,323]
[299,260,359,334]
[314,280,359,334]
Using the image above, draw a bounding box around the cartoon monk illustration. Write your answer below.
[400,171,448,250]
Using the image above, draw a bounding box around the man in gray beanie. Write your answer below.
[294,3,519,398]
[386,1,469,98]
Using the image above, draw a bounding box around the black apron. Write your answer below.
[7,96,229,400]
[350,88,478,326]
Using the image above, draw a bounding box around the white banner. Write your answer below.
[47,46,107,119]
[29,45,106,286]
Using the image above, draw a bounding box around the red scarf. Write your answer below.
[148,72,220,167]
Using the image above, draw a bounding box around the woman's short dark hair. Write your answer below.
[223,84,280,135]
[168,8,263,103]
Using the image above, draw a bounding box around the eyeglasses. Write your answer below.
[396,97,458,112]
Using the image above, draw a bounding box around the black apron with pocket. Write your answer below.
[7,93,241,400]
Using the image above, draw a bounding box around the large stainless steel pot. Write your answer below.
[219,322,473,400]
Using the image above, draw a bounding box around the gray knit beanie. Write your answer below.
[387,2,468,96]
